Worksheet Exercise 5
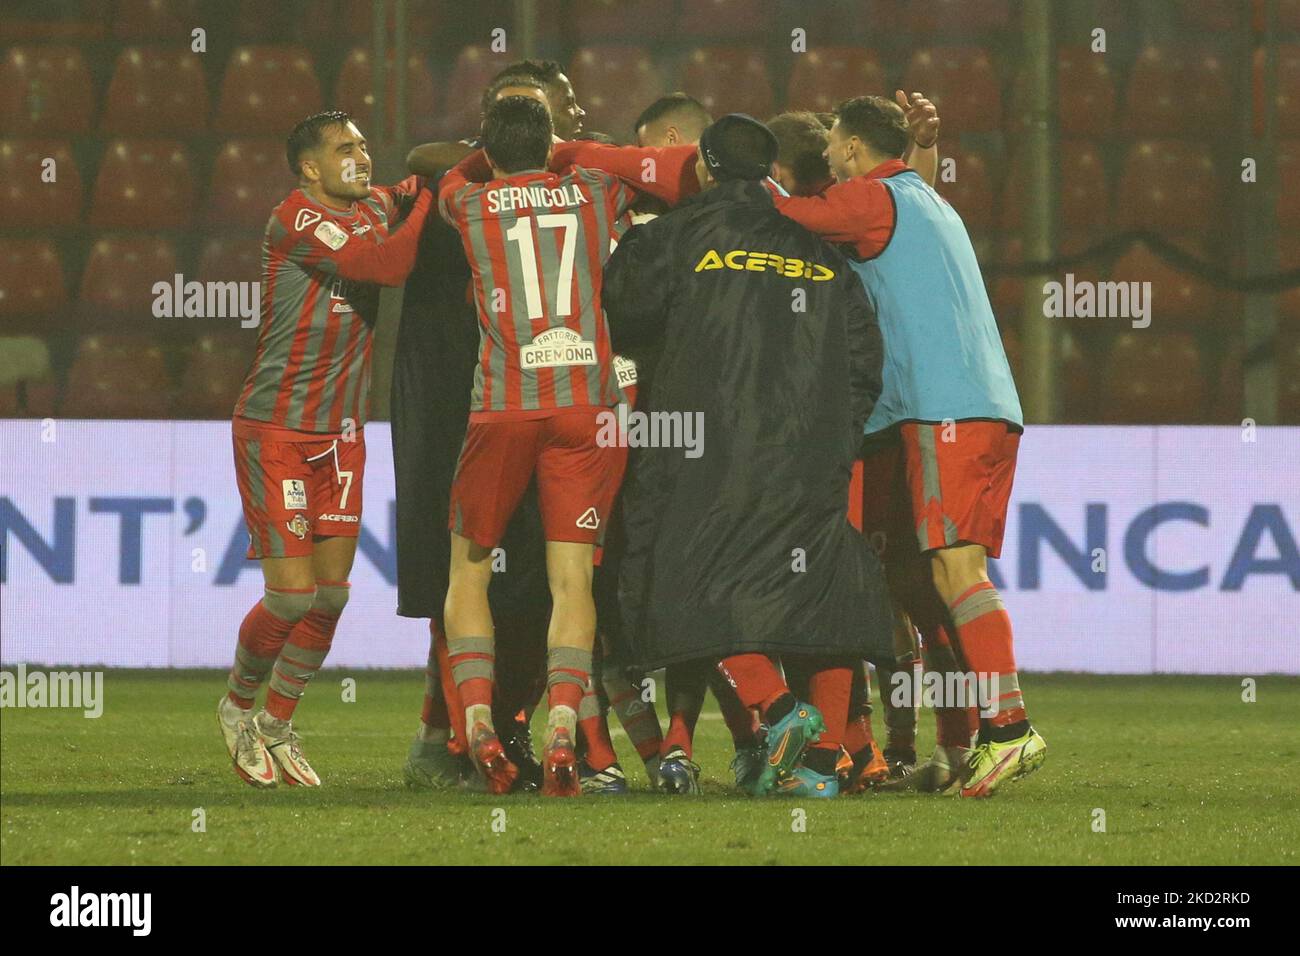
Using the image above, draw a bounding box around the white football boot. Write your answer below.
[219,697,277,788]
[254,711,321,787]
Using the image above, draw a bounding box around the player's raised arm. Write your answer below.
[273,186,435,287]
[773,178,895,259]
[549,141,702,206]
[897,90,940,187]
[437,148,495,224]
[406,140,476,178]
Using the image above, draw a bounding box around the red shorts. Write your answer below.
[856,420,1019,560]
[449,407,628,549]
[232,418,365,559]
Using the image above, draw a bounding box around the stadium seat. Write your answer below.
[215,46,323,136]
[898,0,1012,33]
[79,236,179,316]
[675,0,771,39]
[572,0,670,41]
[111,0,201,39]
[1109,240,1220,330]
[100,47,210,136]
[903,47,1002,134]
[1009,45,1113,138]
[197,235,262,287]
[1279,141,1300,228]
[680,48,774,120]
[1116,141,1217,234]
[0,240,67,322]
[1,139,83,228]
[333,48,439,142]
[1125,46,1231,137]
[206,140,295,230]
[1099,332,1205,424]
[1178,0,1244,32]
[569,45,663,142]
[176,333,254,418]
[1256,44,1300,137]
[786,48,886,116]
[89,140,196,230]
[935,147,994,231]
[437,45,518,139]
[63,334,174,418]
[0,46,95,134]
[1003,140,1108,233]
[335,0,440,38]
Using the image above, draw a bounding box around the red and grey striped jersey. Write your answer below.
[235,177,431,433]
[439,154,637,415]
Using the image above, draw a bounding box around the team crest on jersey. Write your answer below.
[614,355,638,388]
[314,220,350,251]
[294,208,323,232]
[282,479,307,511]
[521,327,597,369]
[286,514,310,541]
[575,507,600,530]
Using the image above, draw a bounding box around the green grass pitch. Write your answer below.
[2,671,1297,865]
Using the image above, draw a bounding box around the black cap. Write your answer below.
[698,113,778,182]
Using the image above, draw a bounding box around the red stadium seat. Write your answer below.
[63,334,174,418]
[1116,141,1217,234]
[197,235,262,287]
[935,147,994,231]
[569,46,663,142]
[206,139,296,230]
[1110,240,1221,330]
[1099,332,1205,424]
[1125,46,1231,137]
[1255,45,1300,137]
[79,236,179,315]
[573,0,670,41]
[335,0,440,37]
[0,139,83,228]
[903,47,1002,134]
[215,46,322,136]
[437,45,518,139]
[1003,141,1109,233]
[0,46,95,134]
[0,240,67,320]
[333,48,439,142]
[680,48,774,120]
[89,140,196,230]
[101,47,210,136]
[176,334,254,418]
[111,0,201,40]
[899,0,1012,33]
[1279,141,1300,228]
[786,48,886,116]
[676,0,772,39]
[1179,0,1245,31]
[1010,46,1113,138]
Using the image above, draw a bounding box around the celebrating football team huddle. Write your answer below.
[214,55,1047,801]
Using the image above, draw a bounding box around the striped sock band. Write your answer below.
[264,582,348,721]
[447,635,495,712]
[948,581,1025,728]
[226,587,313,708]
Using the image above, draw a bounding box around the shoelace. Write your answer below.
[234,722,259,763]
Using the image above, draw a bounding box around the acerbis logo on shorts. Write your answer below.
[318,514,359,522]
[286,514,310,540]
[576,507,600,530]
[521,327,597,368]
[282,479,307,510]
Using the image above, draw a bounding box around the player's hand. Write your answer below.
[896,90,939,148]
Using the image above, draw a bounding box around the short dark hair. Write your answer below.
[833,95,909,158]
[286,109,352,176]
[495,59,565,87]
[480,73,547,116]
[482,96,553,173]
[633,93,711,139]
[767,111,830,190]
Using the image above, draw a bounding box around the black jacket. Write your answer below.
[602,179,893,669]
[390,200,548,621]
